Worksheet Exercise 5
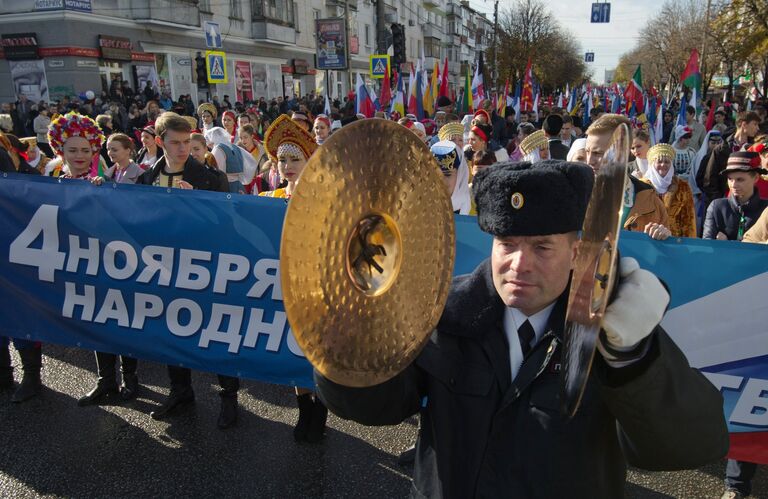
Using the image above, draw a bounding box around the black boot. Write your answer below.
[151,366,195,420]
[0,344,13,391]
[78,352,118,406]
[294,393,314,442]
[119,356,139,401]
[12,347,42,403]
[150,386,195,420]
[217,393,238,429]
[306,397,329,443]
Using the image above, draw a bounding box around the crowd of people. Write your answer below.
[1,85,767,498]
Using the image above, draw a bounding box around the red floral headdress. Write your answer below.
[47,112,104,157]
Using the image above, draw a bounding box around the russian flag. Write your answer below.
[355,74,375,118]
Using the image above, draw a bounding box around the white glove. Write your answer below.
[601,257,669,350]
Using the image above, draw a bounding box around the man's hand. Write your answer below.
[644,222,671,240]
[715,231,728,240]
[601,257,669,350]
[177,180,194,190]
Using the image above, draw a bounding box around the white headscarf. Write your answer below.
[690,130,721,195]
[523,148,542,164]
[451,143,471,215]
[27,147,42,169]
[566,138,587,162]
[647,161,675,194]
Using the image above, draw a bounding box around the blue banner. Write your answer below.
[1,174,767,462]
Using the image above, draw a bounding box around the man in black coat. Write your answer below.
[703,151,768,241]
[135,112,241,429]
[542,114,570,160]
[316,160,729,498]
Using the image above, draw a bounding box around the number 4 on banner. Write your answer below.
[9,204,65,283]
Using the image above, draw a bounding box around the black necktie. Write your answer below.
[518,320,535,357]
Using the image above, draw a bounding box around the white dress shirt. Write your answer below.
[503,303,556,381]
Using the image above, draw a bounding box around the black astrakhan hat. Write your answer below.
[472,160,594,236]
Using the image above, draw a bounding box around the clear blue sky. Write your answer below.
[469,0,667,83]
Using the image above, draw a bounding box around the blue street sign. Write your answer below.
[590,2,611,23]
[585,52,595,62]
[204,21,222,49]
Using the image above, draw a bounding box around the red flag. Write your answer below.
[439,57,449,98]
[521,59,534,112]
[380,64,392,109]
[705,98,717,131]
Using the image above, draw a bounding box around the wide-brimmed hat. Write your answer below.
[722,151,768,175]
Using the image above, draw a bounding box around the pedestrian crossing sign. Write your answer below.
[205,50,228,84]
[369,55,390,79]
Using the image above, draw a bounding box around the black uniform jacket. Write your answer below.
[547,138,570,161]
[136,155,227,193]
[315,259,729,499]
[703,191,768,240]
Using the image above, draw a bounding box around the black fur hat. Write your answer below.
[472,160,594,236]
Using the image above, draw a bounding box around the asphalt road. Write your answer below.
[1,344,765,499]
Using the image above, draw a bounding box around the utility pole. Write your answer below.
[491,0,499,92]
[345,0,352,94]
[700,0,712,101]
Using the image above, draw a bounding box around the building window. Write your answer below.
[313,8,320,19]
[425,37,440,58]
[364,24,370,46]
[199,0,211,12]
[252,0,294,26]
[417,39,422,58]
[230,0,242,19]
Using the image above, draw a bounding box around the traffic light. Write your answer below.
[391,23,406,70]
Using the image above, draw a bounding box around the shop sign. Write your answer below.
[1,33,40,60]
[99,35,132,61]
[47,59,65,68]
[34,0,92,12]
[76,59,98,68]
[292,59,310,75]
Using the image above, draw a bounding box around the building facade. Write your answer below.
[0,0,491,105]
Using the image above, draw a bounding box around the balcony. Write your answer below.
[131,0,199,27]
[325,0,358,8]
[446,3,463,18]
[421,24,443,38]
[251,21,296,44]
[423,0,439,7]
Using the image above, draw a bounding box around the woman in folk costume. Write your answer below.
[628,130,651,178]
[204,126,257,194]
[313,114,331,145]
[431,140,471,215]
[19,137,51,174]
[47,111,105,180]
[197,102,217,132]
[221,110,238,142]
[519,129,550,164]
[259,114,317,200]
[468,121,509,163]
[567,137,588,163]
[258,115,326,440]
[641,143,697,238]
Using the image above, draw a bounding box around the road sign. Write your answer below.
[585,52,595,62]
[205,50,227,84]
[204,21,222,49]
[369,54,389,79]
[590,3,611,23]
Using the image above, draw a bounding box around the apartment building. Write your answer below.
[0,0,491,104]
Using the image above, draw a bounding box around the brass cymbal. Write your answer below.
[280,119,456,387]
[561,123,630,417]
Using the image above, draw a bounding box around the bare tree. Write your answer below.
[496,0,588,92]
